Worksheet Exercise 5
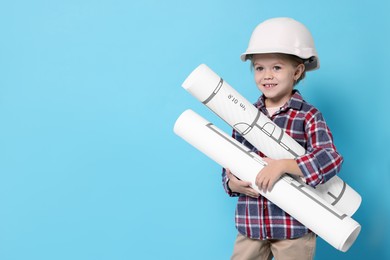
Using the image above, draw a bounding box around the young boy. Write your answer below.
[222,17,344,260]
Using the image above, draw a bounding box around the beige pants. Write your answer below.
[231,232,316,260]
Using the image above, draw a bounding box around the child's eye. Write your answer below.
[273,66,281,71]
[255,66,264,71]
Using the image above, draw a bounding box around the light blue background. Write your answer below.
[0,0,389,259]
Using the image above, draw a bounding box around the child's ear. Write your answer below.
[294,64,305,80]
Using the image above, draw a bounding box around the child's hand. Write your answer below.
[226,169,260,198]
[255,158,285,192]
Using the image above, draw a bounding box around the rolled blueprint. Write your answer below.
[174,109,361,252]
[182,64,361,216]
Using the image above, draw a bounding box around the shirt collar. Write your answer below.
[255,90,304,111]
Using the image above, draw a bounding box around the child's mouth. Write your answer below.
[263,84,277,89]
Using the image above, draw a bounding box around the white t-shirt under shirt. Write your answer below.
[266,107,280,117]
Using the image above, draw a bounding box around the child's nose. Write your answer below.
[264,71,274,80]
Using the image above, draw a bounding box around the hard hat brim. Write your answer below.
[240,50,320,71]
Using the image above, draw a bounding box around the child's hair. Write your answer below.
[249,53,306,86]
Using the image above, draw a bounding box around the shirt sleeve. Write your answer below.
[221,168,240,197]
[296,109,344,187]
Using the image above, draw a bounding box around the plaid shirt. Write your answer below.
[222,90,343,240]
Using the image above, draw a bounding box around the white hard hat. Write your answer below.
[241,17,320,71]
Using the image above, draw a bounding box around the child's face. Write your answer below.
[253,53,304,107]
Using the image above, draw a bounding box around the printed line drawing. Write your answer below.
[206,122,347,220]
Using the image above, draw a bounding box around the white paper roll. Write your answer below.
[182,64,361,216]
[174,109,361,252]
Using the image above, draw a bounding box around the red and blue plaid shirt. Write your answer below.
[222,90,343,240]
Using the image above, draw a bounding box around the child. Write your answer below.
[222,17,344,260]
